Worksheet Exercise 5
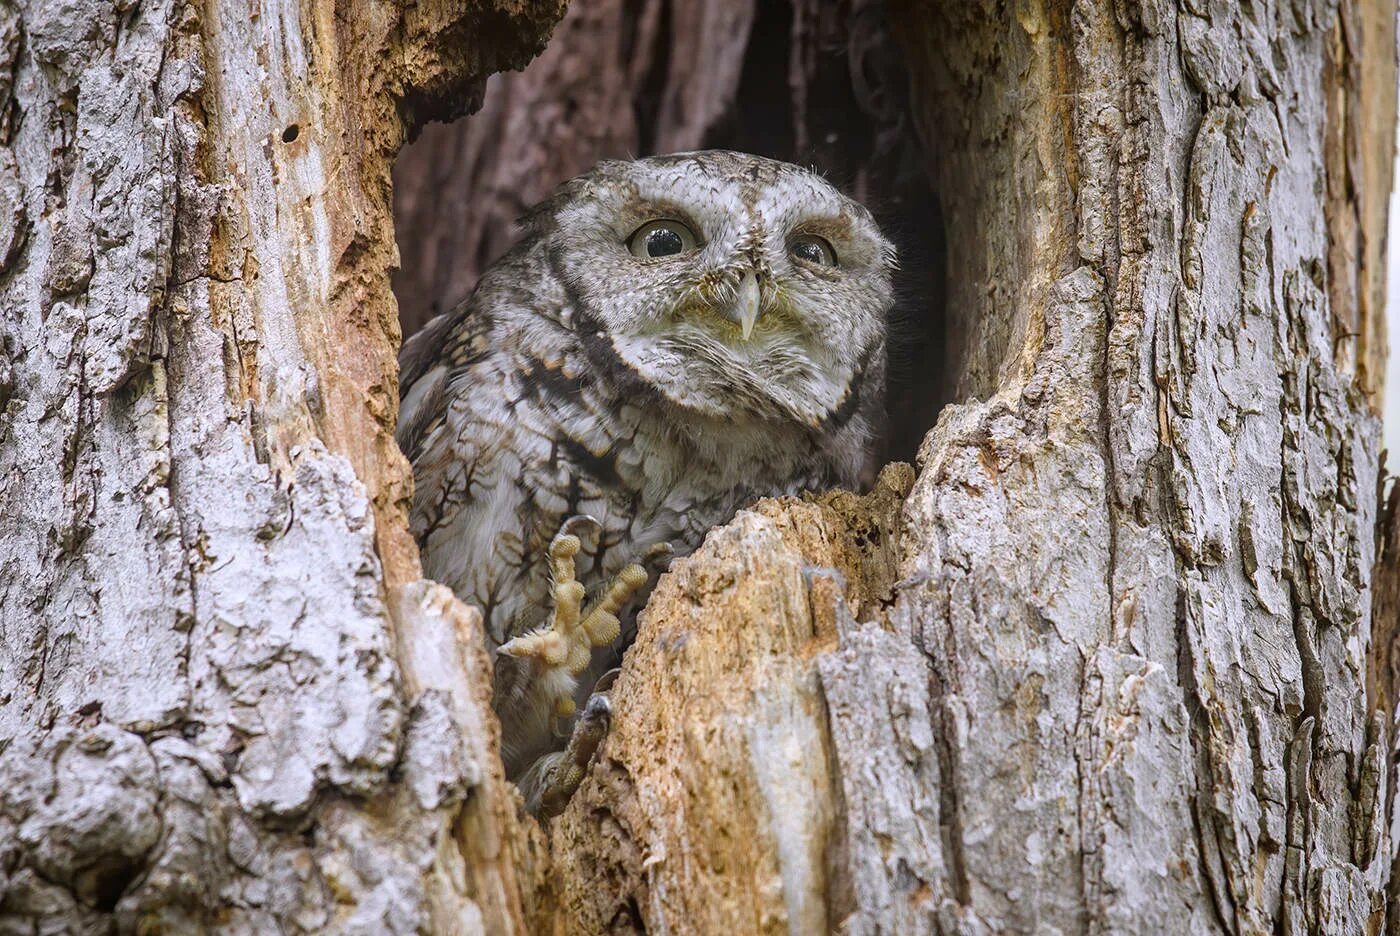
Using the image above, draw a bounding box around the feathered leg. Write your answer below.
[498,517,657,814]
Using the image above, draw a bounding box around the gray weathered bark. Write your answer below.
[547,1,1400,932]
[0,0,564,931]
[1,0,1396,934]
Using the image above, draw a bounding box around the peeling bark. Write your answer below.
[541,1,1397,933]
[0,0,564,931]
[1,0,1396,934]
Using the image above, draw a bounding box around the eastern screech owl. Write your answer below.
[397,150,894,812]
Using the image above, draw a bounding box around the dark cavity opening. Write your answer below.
[281,124,299,143]
[392,1,950,465]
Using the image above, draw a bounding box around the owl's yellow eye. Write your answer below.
[628,220,697,259]
[790,235,837,268]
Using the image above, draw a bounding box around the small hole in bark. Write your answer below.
[281,124,300,143]
[85,860,143,912]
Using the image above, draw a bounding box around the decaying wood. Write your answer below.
[1,0,1397,934]
[541,1,1399,933]
[550,466,915,933]
[0,0,564,931]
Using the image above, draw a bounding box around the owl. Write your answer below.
[397,150,895,813]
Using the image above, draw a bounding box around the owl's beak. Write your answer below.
[730,269,761,341]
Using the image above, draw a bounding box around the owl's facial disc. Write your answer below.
[548,151,894,424]
[624,216,764,341]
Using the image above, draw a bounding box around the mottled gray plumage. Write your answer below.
[397,150,894,793]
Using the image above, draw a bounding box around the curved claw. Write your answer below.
[559,514,602,539]
[643,542,675,570]
[507,518,658,814]
[592,667,622,695]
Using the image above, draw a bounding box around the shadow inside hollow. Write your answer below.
[393,0,950,463]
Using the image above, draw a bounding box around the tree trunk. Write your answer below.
[2,2,1397,936]
[0,0,564,931]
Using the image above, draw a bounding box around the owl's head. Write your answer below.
[529,151,895,430]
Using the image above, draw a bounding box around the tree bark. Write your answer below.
[2,2,1396,936]
[0,0,564,931]
[545,1,1400,933]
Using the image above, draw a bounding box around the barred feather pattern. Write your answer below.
[397,151,894,778]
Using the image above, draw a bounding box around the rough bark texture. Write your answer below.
[0,0,565,931]
[543,1,1399,933]
[1379,474,1400,936]
[2,0,1396,934]
[548,466,920,933]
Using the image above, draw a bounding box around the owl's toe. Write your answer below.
[500,518,655,727]
[499,520,661,812]
[522,690,614,817]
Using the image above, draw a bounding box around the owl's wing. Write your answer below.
[397,302,493,463]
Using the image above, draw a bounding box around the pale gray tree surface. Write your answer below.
[1,0,1397,934]
[0,0,564,931]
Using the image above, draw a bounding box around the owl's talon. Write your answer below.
[592,667,622,694]
[527,691,613,818]
[643,542,674,570]
[510,521,594,665]
[499,519,657,752]
[559,514,601,538]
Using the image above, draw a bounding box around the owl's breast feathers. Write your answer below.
[398,260,880,647]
